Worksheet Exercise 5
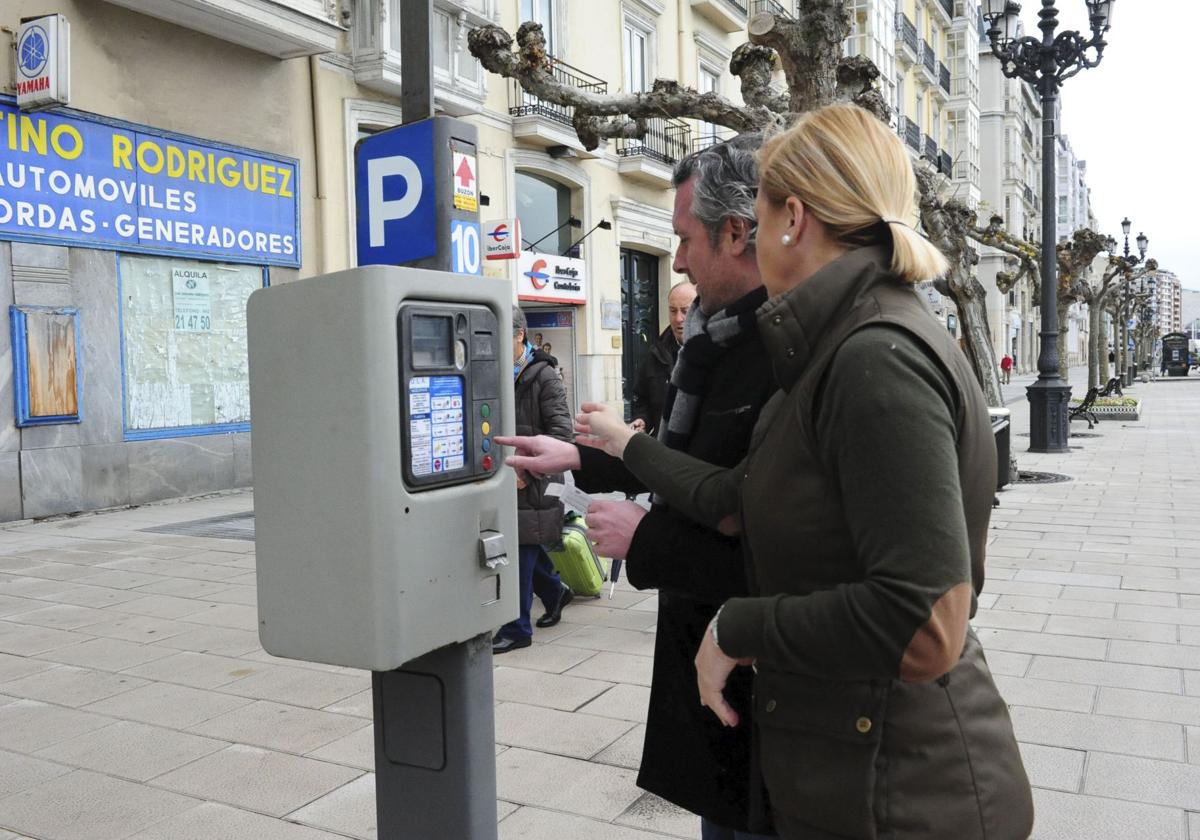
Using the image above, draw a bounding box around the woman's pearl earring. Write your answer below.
[781,234,792,246]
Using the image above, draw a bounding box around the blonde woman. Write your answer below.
[515,103,1033,839]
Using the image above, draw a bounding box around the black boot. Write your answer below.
[536,584,574,628]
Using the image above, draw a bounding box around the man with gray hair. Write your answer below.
[498,134,777,838]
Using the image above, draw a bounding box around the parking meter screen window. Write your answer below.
[408,375,466,477]
[411,315,453,368]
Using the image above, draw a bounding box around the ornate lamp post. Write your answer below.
[1117,219,1148,385]
[983,0,1114,453]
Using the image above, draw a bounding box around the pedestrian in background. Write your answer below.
[492,307,574,654]
[572,103,1033,840]
[630,281,698,435]
[1000,352,1013,384]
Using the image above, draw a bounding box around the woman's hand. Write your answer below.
[494,434,580,481]
[696,617,754,728]
[575,402,637,459]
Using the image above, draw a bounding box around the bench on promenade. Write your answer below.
[1098,376,1123,397]
[1069,386,1100,429]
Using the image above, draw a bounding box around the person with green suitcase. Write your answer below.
[492,307,576,655]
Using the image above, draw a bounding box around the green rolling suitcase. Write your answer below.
[546,513,610,598]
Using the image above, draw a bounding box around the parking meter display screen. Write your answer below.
[408,376,465,476]
[411,315,453,368]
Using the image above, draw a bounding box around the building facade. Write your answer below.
[1152,270,1183,335]
[846,0,981,338]
[977,19,1042,374]
[0,0,754,522]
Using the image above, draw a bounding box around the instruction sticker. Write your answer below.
[409,376,466,476]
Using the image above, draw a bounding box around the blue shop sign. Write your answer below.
[0,97,300,267]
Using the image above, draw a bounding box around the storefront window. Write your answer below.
[516,171,573,256]
[120,254,264,437]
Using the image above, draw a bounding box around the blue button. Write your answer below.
[481,438,491,453]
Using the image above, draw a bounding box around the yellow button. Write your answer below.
[765,700,777,713]
[855,716,872,734]
[481,422,491,436]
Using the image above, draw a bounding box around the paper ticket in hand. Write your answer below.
[545,483,592,514]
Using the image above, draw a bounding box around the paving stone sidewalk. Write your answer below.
[0,374,1196,839]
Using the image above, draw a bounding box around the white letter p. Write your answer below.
[368,155,423,248]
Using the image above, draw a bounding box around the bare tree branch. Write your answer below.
[837,55,892,123]
[729,44,790,113]
[467,23,777,148]
[914,166,1006,407]
[968,214,1040,297]
[748,3,850,113]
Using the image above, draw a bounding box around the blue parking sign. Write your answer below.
[354,120,436,266]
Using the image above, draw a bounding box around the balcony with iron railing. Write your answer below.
[692,130,734,153]
[920,40,939,86]
[104,0,342,57]
[510,59,607,156]
[896,13,920,65]
[939,62,951,96]
[939,150,954,177]
[692,0,748,33]
[618,118,692,186]
[923,135,938,162]
[930,0,954,24]
[1023,123,1035,147]
[1023,185,1035,204]
[897,117,921,153]
[749,0,792,17]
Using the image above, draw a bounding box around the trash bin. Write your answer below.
[988,407,1011,490]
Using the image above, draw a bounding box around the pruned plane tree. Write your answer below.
[469,4,1096,415]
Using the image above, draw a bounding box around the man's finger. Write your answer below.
[699,691,740,728]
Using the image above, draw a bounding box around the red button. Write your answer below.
[482,455,493,471]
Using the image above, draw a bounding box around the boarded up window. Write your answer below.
[120,256,262,434]
[26,311,79,418]
[10,306,81,426]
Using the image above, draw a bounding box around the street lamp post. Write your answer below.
[1117,219,1148,385]
[983,0,1114,453]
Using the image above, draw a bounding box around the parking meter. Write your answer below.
[247,265,517,671]
[248,266,516,840]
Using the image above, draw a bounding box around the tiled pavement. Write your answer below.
[0,373,1196,839]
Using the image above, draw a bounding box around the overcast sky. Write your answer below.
[1016,2,1198,289]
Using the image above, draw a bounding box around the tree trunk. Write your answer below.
[940,275,1004,408]
[1087,302,1103,389]
[1098,323,1110,383]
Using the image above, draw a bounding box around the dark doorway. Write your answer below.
[619,248,661,421]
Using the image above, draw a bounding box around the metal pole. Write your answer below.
[1027,0,1071,453]
[400,0,434,123]
[373,634,499,840]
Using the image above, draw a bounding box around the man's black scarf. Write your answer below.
[652,285,767,503]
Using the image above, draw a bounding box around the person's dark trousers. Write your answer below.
[497,545,563,641]
[700,818,776,840]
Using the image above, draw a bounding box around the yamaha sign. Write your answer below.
[16,15,70,111]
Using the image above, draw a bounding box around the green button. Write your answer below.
[481,403,491,419]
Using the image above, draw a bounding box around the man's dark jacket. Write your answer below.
[574,288,776,832]
[630,326,679,436]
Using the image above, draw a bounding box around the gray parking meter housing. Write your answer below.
[247,266,518,671]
